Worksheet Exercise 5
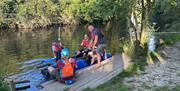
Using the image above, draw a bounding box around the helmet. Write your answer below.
[61,48,70,57]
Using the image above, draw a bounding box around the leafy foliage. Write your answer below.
[0,0,132,29]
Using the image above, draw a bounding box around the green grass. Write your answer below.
[83,70,130,91]
[159,33,180,45]
[0,74,10,91]
[154,85,180,91]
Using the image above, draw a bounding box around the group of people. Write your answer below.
[47,24,107,84]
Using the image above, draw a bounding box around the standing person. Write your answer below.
[52,41,63,62]
[87,24,106,67]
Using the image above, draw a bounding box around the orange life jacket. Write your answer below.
[61,59,74,77]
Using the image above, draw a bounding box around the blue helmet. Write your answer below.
[61,48,70,57]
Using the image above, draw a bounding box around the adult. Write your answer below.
[87,24,106,67]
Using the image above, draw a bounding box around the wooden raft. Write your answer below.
[40,54,124,91]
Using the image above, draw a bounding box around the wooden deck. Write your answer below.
[40,54,124,91]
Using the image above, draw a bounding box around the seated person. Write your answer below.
[47,64,56,79]
[80,34,89,48]
[56,48,77,83]
[76,34,90,58]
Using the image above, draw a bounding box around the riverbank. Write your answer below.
[123,42,180,91]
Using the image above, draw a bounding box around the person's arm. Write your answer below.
[52,46,56,57]
[92,35,98,50]
[80,40,83,46]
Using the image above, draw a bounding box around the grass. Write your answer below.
[83,70,130,91]
[159,33,180,45]
[153,85,180,91]
[0,74,10,91]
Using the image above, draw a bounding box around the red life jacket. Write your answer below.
[83,39,89,47]
[54,43,62,53]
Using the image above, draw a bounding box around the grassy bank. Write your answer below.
[158,33,180,45]
[154,85,180,91]
[83,70,130,91]
[0,74,10,91]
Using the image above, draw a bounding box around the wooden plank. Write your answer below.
[36,62,51,68]
[40,54,123,91]
[70,55,123,91]
[16,85,30,90]
[13,80,30,84]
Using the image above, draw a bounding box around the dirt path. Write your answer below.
[123,42,180,91]
[40,54,124,91]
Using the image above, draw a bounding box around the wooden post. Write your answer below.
[58,27,61,41]
[10,80,16,91]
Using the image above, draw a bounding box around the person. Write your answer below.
[80,34,89,48]
[87,24,106,67]
[52,41,63,62]
[56,48,77,84]
[76,34,91,57]
[47,64,56,79]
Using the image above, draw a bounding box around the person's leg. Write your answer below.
[96,44,106,67]
[104,49,107,59]
[91,56,95,65]
[96,53,101,67]
[56,69,60,81]
[57,50,61,60]
[55,52,58,62]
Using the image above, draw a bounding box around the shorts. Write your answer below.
[96,44,106,55]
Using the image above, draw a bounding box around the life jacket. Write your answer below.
[83,39,89,48]
[91,32,95,40]
[61,59,74,77]
[54,43,62,53]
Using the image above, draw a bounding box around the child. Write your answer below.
[76,34,90,57]
[57,48,77,84]
[52,41,63,62]
[80,34,89,48]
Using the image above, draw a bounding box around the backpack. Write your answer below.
[54,43,62,53]
[61,59,74,77]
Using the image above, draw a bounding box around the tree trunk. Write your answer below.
[140,0,152,45]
